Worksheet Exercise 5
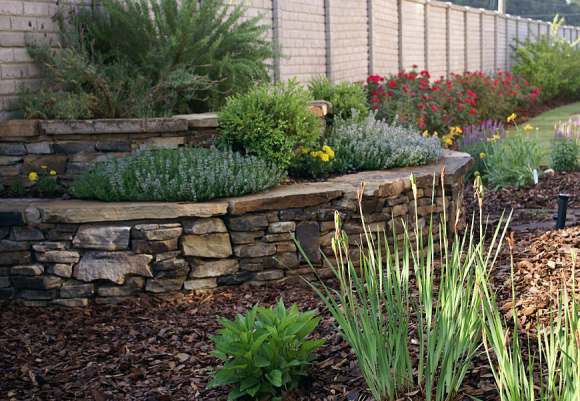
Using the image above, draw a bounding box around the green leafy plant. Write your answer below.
[71,147,285,202]
[308,77,368,121]
[218,81,321,169]
[26,167,61,197]
[328,112,442,174]
[208,300,324,401]
[302,175,508,401]
[21,0,272,119]
[550,138,579,172]
[483,130,543,189]
[288,145,336,179]
[513,16,580,102]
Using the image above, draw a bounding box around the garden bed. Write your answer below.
[0,151,471,307]
[1,163,579,401]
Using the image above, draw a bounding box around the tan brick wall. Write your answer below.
[278,0,326,82]
[371,0,399,75]
[2,0,580,119]
[427,3,447,79]
[401,0,426,70]
[448,7,465,73]
[481,13,495,73]
[328,0,368,82]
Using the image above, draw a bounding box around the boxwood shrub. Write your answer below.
[71,147,285,202]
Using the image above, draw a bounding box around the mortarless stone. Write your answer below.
[217,272,255,286]
[20,289,59,300]
[97,286,138,297]
[73,225,131,250]
[0,288,15,299]
[59,282,94,298]
[52,298,89,307]
[276,241,297,253]
[12,276,62,290]
[95,297,129,305]
[234,243,276,258]
[254,270,284,281]
[230,231,264,244]
[145,278,184,293]
[47,264,73,278]
[0,239,29,252]
[0,156,22,165]
[279,208,315,221]
[263,233,294,242]
[125,276,146,289]
[0,251,32,266]
[295,222,320,263]
[25,142,53,154]
[274,253,300,269]
[36,250,80,264]
[189,259,239,278]
[182,218,227,235]
[154,257,189,272]
[268,222,295,234]
[226,215,269,231]
[181,233,232,258]
[11,226,44,241]
[32,242,67,252]
[132,225,182,241]
[11,264,44,276]
[183,278,217,291]
[0,143,26,156]
[132,238,178,254]
[52,142,95,154]
[0,276,11,288]
[74,251,152,284]
[239,257,275,272]
[95,142,131,152]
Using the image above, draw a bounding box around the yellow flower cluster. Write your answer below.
[442,126,462,147]
[28,167,57,183]
[309,145,335,162]
[487,132,501,143]
[506,112,517,123]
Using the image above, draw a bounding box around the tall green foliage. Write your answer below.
[21,0,273,119]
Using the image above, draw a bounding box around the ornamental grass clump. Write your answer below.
[481,251,580,401]
[71,147,284,202]
[303,174,510,401]
[328,112,442,174]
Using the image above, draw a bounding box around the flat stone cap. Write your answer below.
[172,113,219,128]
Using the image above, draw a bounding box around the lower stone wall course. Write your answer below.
[0,151,472,306]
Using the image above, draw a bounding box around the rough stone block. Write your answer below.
[0,251,31,266]
[12,275,62,290]
[60,282,94,298]
[189,259,239,278]
[25,142,52,154]
[47,264,73,278]
[95,142,131,152]
[97,286,138,297]
[132,225,182,241]
[274,253,300,269]
[182,218,227,235]
[227,215,269,231]
[52,298,90,307]
[74,251,152,284]
[254,270,284,281]
[11,226,44,241]
[145,278,184,293]
[11,264,44,276]
[0,276,11,288]
[36,250,80,264]
[183,278,217,291]
[230,231,264,244]
[181,233,232,258]
[268,221,295,234]
[217,272,255,286]
[0,239,29,252]
[263,233,294,242]
[295,222,320,263]
[20,289,59,300]
[276,241,297,253]
[132,238,178,254]
[234,243,276,258]
[73,225,131,250]
[31,241,67,252]
[0,143,26,156]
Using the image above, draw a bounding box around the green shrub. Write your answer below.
[218,81,321,169]
[308,77,368,121]
[208,300,324,401]
[22,0,272,118]
[328,113,442,174]
[483,132,543,189]
[551,138,579,172]
[304,176,507,401]
[71,147,285,202]
[20,89,94,120]
[513,16,580,102]
[288,145,336,179]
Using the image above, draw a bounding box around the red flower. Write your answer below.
[387,90,394,97]
[420,70,430,78]
[469,108,476,115]
[431,104,438,111]
[402,84,409,93]
[412,64,418,69]
[367,74,385,84]
[371,96,381,103]
[388,80,397,88]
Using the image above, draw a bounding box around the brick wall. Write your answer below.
[2,0,580,119]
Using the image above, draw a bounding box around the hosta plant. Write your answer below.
[208,300,324,401]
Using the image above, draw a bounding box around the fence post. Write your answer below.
[479,11,483,71]
[324,0,333,81]
[463,9,468,71]
[397,0,403,71]
[493,12,497,72]
[424,0,429,71]
[272,0,281,82]
[367,0,374,75]
[445,4,450,78]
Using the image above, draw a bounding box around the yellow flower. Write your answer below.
[523,123,534,132]
[506,113,517,123]
[40,165,47,169]
[28,171,39,182]
[320,153,330,162]
[449,126,463,137]
[487,133,501,143]
[433,131,439,138]
[422,130,430,137]
[442,135,454,146]
[298,146,309,155]
[322,145,335,159]
[49,170,57,176]
[479,152,486,160]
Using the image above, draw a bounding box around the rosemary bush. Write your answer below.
[71,147,284,202]
[21,0,272,118]
[303,176,508,401]
[328,113,443,174]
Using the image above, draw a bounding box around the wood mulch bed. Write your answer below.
[1,173,578,401]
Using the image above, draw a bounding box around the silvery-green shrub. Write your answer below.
[71,147,285,202]
[329,112,443,173]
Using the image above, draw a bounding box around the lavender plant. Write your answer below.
[458,119,505,176]
[329,112,443,174]
[71,147,285,202]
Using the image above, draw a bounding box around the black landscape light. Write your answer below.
[554,193,570,229]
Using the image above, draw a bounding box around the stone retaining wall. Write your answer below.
[0,114,219,188]
[0,151,471,307]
